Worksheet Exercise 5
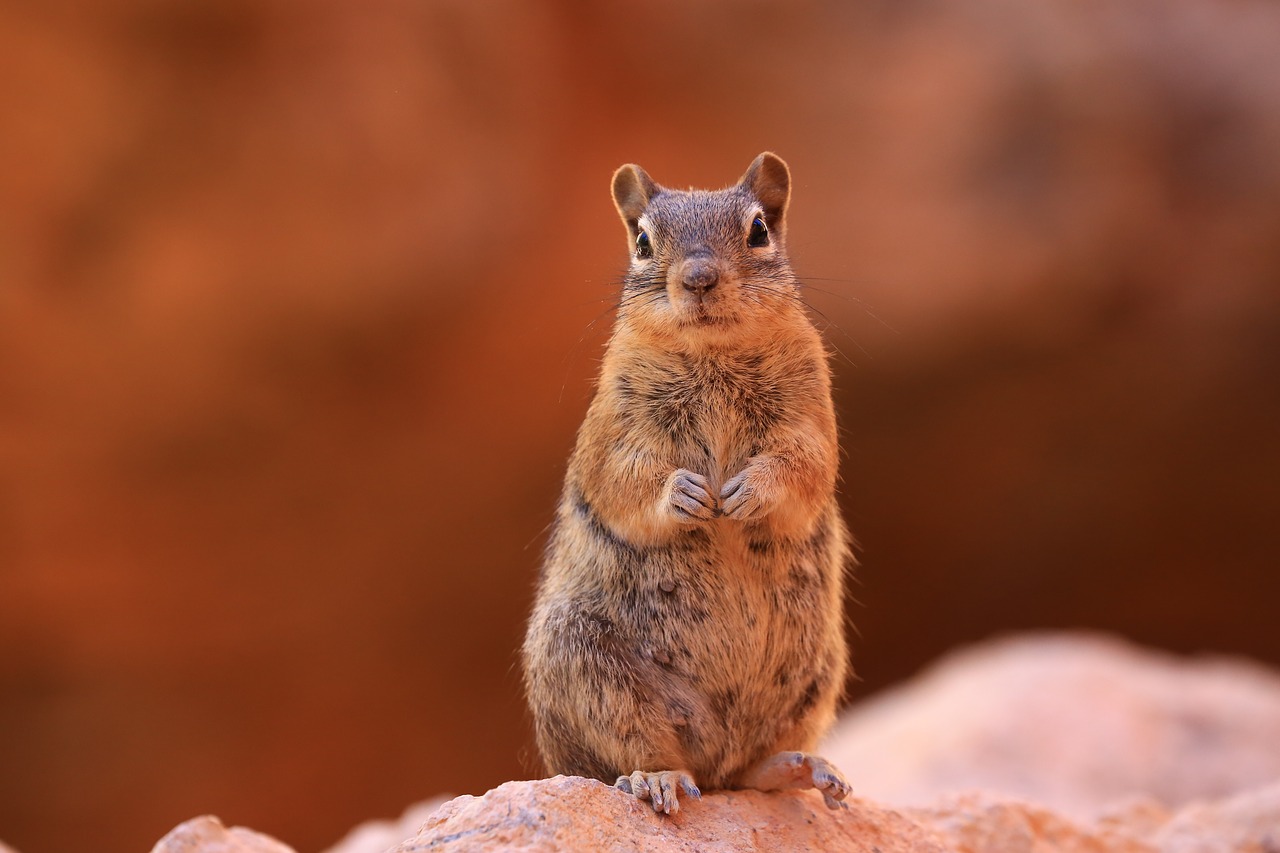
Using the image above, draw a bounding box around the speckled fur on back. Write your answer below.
[523,153,851,806]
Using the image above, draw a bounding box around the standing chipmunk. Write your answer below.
[522,153,851,815]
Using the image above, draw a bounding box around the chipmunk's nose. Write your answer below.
[681,258,719,294]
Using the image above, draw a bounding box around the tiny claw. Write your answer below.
[618,769,699,816]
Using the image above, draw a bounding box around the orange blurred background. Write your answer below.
[2,2,1279,851]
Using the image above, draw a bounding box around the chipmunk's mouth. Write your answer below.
[673,297,715,323]
[669,289,723,323]
[679,305,737,328]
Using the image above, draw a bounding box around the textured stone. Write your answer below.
[1151,783,1280,853]
[149,816,296,853]
[323,798,448,853]
[823,633,1280,819]
[383,776,1280,852]
[391,776,950,853]
[117,781,1280,853]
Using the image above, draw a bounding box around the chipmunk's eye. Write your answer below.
[747,216,769,248]
[635,230,653,260]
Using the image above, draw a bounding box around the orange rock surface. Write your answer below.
[145,779,1280,853]
[824,633,1280,818]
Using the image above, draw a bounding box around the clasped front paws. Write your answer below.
[663,466,776,524]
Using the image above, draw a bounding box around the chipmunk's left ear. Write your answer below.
[738,152,790,238]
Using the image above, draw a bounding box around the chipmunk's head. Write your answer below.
[611,152,798,345]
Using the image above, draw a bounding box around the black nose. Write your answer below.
[682,261,719,294]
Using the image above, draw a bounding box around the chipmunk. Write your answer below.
[522,152,851,815]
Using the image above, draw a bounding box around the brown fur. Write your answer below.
[522,153,852,814]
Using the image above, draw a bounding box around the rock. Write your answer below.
[385,776,1280,852]
[390,776,951,853]
[322,798,448,853]
[149,816,296,853]
[1152,783,1280,853]
[822,633,1280,818]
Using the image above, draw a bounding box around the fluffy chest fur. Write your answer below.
[606,344,823,489]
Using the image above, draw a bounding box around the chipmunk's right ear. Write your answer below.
[611,164,658,244]
[739,152,790,239]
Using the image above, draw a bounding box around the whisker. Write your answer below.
[796,278,899,335]
[557,296,622,404]
[801,299,867,367]
[740,281,871,368]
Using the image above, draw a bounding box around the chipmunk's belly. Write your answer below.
[634,521,831,782]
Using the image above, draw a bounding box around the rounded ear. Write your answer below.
[738,152,790,237]
[611,164,659,248]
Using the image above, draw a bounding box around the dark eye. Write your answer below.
[635,230,653,260]
[748,216,769,248]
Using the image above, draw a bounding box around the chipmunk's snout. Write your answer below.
[679,257,720,295]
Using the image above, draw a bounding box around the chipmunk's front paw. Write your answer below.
[616,769,701,815]
[720,468,771,520]
[664,470,718,522]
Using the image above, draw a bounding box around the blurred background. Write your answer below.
[2,1,1279,851]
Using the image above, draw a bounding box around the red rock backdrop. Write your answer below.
[2,2,1278,852]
